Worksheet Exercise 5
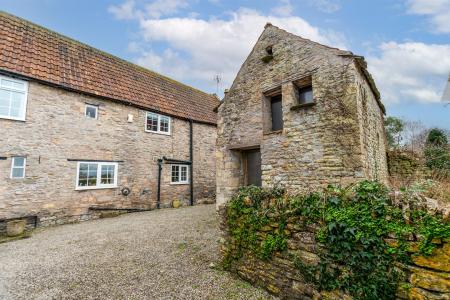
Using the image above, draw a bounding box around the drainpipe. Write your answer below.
[157,158,163,209]
[189,119,194,206]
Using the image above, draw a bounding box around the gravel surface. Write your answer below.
[0,205,275,300]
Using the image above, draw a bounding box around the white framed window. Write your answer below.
[0,75,28,121]
[10,156,26,179]
[75,161,118,190]
[85,104,98,119]
[145,112,171,135]
[171,165,189,184]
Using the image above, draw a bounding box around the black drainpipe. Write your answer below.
[155,120,194,208]
[157,158,163,209]
[189,119,194,206]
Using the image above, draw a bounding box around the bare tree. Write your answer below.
[403,120,427,153]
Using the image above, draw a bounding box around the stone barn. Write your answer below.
[216,24,388,207]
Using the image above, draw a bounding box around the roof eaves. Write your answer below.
[0,69,218,126]
[338,54,386,114]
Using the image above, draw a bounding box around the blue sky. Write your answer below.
[1,0,449,129]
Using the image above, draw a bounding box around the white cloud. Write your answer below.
[308,0,341,13]
[368,41,450,104]
[108,0,189,20]
[406,0,450,33]
[272,0,294,17]
[108,0,137,20]
[144,0,189,18]
[133,8,346,91]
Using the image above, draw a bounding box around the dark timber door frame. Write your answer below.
[243,148,262,187]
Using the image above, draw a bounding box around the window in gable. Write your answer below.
[171,165,189,184]
[297,85,313,104]
[146,112,171,135]
[0,75,28,121]
[85,104,98,119]
[294,76,314,106]
[270,94,283,131]
[10,156,26,179]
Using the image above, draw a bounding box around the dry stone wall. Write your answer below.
[0,81,216,226]
[219,205,450,300]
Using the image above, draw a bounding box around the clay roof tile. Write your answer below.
[0,11,219,124]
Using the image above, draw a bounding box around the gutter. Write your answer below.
[189,119,194,206]
[0,69,218,126]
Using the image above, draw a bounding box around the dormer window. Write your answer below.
[0,75,28,121]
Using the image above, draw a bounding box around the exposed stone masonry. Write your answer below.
[216,24,388,207]
[219,205,450,299]
[0,81,216,226]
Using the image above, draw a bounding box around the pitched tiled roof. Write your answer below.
[0,11,219,124]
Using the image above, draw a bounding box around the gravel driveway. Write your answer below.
[0,205,274,300]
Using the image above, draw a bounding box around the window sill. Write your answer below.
[170,182,190,185]
[0,115,26,122]
[144,129,171,136]
[290,102,316,111]
[263,129,283,136]
[75,186,118,191]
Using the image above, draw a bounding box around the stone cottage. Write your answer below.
[0,12,218,226]
[216,24,388,207]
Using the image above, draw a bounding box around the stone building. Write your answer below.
[0,12,218,226]
[216,24,388,207]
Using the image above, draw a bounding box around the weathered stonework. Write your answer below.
[216,24,388,207]
[219,206,450,300]
[0,81,216,226]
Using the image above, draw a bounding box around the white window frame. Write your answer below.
[85,104,98,119]
[10,156,26,179]
[170,164,189,184]
[0,75,28,121]
[75,161,118,190]
[145,112,171,135]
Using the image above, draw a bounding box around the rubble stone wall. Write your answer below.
[219,206,450,299]
[0,81,216,226]
[216,25,388,207]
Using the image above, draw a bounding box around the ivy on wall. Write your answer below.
[223,181,449,300]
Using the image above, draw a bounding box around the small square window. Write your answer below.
[297,85,313,104]
[171,165,189,184]
[293,76,314,107]
[85,104,98,119]
[11,156,26,179]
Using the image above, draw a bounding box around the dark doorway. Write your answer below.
[244,149,262,187]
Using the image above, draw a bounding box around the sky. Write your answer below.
[1,0,449,129]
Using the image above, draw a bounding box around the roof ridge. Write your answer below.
[264,22,350,54]
[0,10,217,101]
